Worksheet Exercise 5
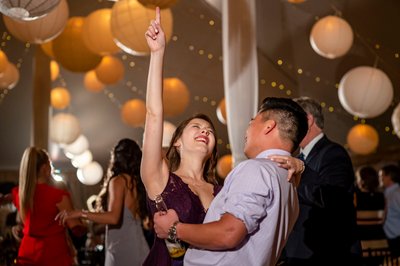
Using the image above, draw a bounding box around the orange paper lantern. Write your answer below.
[52,17,102,72]
[50,60,59,81]
[94,56,125,85]
[41,41,55,58]
[110,0,173,55]
[51,87,70,109]
[121,99,146,127]
[163,78,190,117]
[3,0,69,44]
[347,124,379,155]
[84,70,105,93]
[82,8,120,55]
[216,154,233,178]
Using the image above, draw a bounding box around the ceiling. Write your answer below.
[0,0,399,175]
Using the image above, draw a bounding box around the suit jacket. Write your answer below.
[284,136,357,260]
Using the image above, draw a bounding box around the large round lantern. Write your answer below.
[77,161,103,185]
[110,0,173,55]
[84,70,105,93]
[347,124,379,155]
[52,17,102,72]
[71,150,93,168]
[163,78,190,117]
[0,0,60,21]
[162,121,176,148]
[64,135,89,157]
[0,63,19,89]
[94,56,124,85]
[3,0,68,44]
[216,154,233,179]
[338,66,393,118]
[216,98,227,125]
[121,99,146,127]
[138,0,178,9]
[391,103,400,139]
[50,113,80,144]
[310,15,353,59]
[82,8,120,55]
[51,87,70,109]
[0,50,9,74]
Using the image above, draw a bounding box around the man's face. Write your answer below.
[378,170,390,188]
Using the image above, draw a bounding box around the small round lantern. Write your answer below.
[310,15,353,59]
[50,113,80,144]
[347,124,379,155]
[0,62,19,89]
[77,161,103,185]
[391,103,400,139]
[51,87,70,109]
[84,70,105,93]
[121,99,146,127]
[94,56,125,85]
[163,78,190,117]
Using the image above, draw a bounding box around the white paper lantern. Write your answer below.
[391,103,400,139]
[162,121,176,148]
[64,135,89,156]
[216,98,227,125]
[77,161,103,185]
[310,15,353,59]
[338,66,393,118]
[0,62,19,89]
[71,150,93,168]
[50,113,80,144]
[3,0,68,44]
[0,0,61,21]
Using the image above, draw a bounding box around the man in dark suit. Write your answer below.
[283,97,358,266]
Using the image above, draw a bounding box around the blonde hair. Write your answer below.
[18,147,49,221]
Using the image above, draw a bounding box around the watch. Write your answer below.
[168,221,180,242]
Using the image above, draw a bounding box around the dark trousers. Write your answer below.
[388,236,400,257]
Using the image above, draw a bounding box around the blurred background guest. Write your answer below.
[57,138,150,266]
[379,164,400,258]
[12,147,86,265]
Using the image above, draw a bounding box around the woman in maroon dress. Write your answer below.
[12,147,85,265]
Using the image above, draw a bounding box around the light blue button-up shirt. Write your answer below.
[383,183,400,239]
[184,149,299,266]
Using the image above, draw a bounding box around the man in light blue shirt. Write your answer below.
[379,164,400,257]
[154,97,308,266]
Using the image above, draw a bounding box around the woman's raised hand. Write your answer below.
[145,7,165,52]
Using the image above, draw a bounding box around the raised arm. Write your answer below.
[141,7,170,199]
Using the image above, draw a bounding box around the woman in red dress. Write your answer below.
[12,147,85,266]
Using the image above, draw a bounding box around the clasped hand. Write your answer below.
[153,209,179,239]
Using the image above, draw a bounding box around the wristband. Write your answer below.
[168,221,180,242]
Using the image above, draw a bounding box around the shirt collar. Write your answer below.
[255,149,291,159]
[300,133,324,159]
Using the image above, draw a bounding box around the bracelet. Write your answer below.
[81,209,89,219]
[168,221,180,242]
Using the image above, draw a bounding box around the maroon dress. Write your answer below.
[143,172,222,266]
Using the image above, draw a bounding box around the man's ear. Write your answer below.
[264,120,276,135]
[307,113,314,127]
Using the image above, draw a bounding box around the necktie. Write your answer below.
[298,152,305,161]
